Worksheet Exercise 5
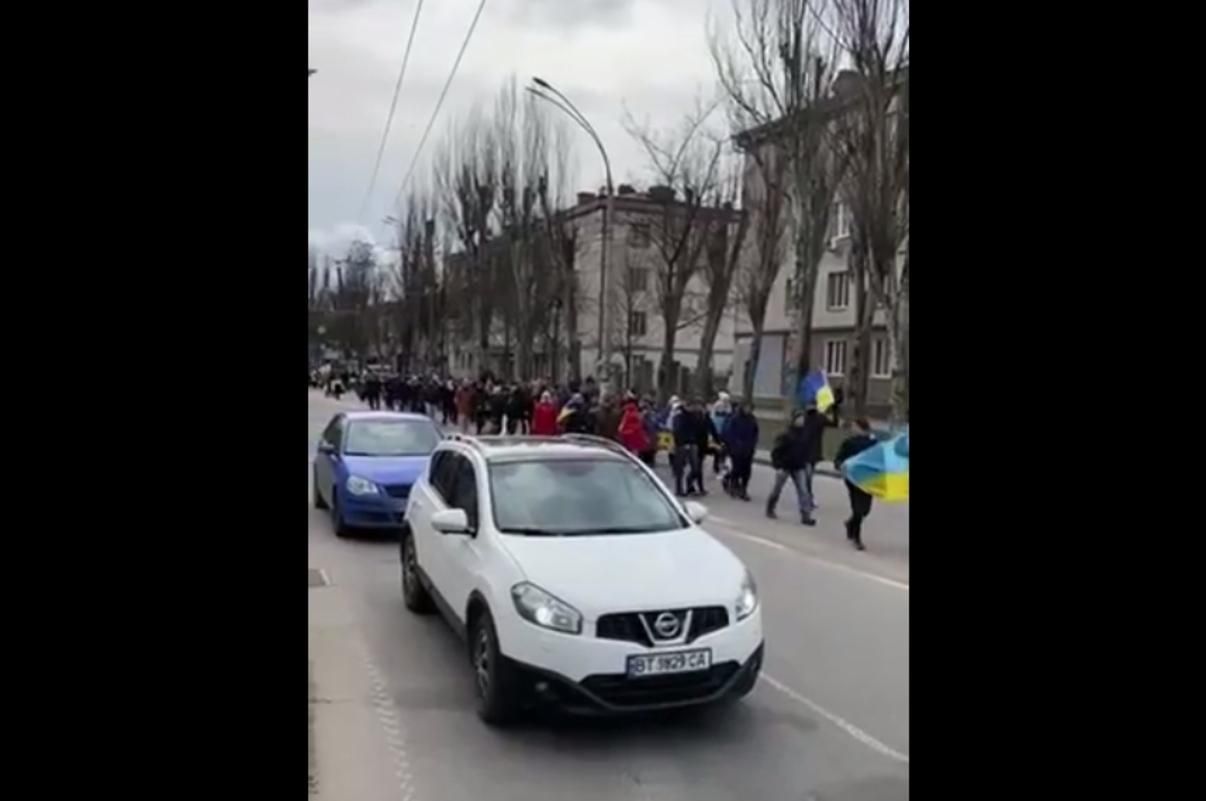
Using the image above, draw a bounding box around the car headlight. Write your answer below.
[511,582,582,635]
[735,571,759,621]
[345,475,380,496]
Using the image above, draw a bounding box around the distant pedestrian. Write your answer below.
[617,399,650,456]
[531,391,559,436]
[800,404,836,512]
[766,411,816,526]
[710,392,733,475]
[834,418,878,551]
[723,402,759,501]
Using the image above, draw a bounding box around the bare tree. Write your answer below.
[535,168,583,384]
[434,112,498,375]
[830,0,909,423]
[625,105,727,403]
[731,144,789,405]
[694,155,750,398]
[492,78,568,381]
[711,0,846,409]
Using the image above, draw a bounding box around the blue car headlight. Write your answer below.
[345,475,380,496]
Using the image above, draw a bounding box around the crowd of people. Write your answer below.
[313,366,880,551]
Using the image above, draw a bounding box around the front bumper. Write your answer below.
[505,642,764,714]
[496,608,765,713]
[340,493,408,528]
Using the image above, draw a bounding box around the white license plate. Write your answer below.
[626,648,712,678]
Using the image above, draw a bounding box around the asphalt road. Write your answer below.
[308,391,909,801]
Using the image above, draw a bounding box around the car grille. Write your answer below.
[580,662,740,708]
[383,483,411,499]
[595,606,729,647]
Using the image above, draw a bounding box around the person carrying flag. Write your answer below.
[833,418,878,551]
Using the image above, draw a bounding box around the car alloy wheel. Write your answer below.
[473,627,491,700]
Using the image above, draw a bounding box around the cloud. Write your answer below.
[309,0,730,257]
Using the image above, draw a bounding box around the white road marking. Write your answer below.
[708,516,909,591]
[358,638,421,801]
[760,673,910,764]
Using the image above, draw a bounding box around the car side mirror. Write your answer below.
[431,508,472,535]
[683,500,708,524]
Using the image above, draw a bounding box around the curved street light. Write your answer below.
[527,76,616,398]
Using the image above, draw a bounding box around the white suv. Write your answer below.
[400,433,764,724]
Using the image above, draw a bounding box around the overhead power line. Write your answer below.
[391,0,489,211]
[358,0,427,223]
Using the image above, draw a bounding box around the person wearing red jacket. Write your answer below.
[530,391,560,436]
[617,399,650,456]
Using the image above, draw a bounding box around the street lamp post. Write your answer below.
[527,77,615,399]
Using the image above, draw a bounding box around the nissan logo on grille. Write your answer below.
[652,612,680,638]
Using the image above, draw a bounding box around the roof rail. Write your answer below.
[443,431,486,453]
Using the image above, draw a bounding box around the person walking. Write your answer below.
[710,392,733,476]
[723,402,759,501]
[670,398,695,497]
[833,418,878,551]
[455,380,474,432]
[531,391,559,436]
[689,399,717,495]
[800,403,836,512]
[559,393,595,434]
[766,411,817,526]
[617,398,650,457]
[639,399,660,467]
[363,372,382,410]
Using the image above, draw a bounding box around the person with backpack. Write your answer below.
[834,418,878,551]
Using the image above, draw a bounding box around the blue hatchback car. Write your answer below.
[313,411,441,537]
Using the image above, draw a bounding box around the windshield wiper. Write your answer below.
[499,527,567,537]
[570,525,670,535]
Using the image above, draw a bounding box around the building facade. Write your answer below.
[444,186,743,397]
[730,69,905,417]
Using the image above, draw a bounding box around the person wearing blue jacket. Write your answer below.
[723,402,759,500]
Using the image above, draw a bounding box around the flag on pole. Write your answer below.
[797,369,835,412]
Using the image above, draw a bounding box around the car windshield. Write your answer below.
[343,420,439,457]
[489,458,685,535]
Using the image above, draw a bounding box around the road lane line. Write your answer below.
[760,673,910,764]
[708,516,909,591]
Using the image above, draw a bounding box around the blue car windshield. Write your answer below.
[343,421,439,457]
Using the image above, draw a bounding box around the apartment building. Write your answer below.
[730,68,905,416]
[444,185,742,395]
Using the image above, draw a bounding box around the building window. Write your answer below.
[628,223,651,249]
[828,202,852,243]
[627,267,648,292]
[825,339,847,376]
[872,337,891,378]
[629,311,647,337]
[826,272,850,310]
[785,277,794,314]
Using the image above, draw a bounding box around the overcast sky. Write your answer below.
[308,0,731,260]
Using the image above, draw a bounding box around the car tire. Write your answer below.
[331,492,352,539]
[313,467,328,510]
[400,529,434,614]
[470,609,519,725]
